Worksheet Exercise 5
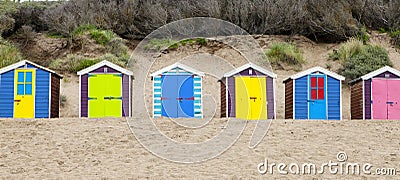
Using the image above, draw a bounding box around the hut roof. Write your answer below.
[0,60,63,78]
[223,63,277,78]
[349,66,400,85]
[283,66,344,83]
[150,62,205,77]
[77,60,133,76]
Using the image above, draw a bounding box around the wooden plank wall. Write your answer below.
[285,79,293,119]
[50,74,60,118]
[350,80,363,119]
[220,79,226,117]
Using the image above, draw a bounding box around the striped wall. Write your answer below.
[294,76,308,119]
[153,67,203,118]
[327,76,341,120]
[0,70,14,118]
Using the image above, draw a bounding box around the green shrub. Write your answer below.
[340,44,392,80]
[389,30,400,48]
[89,29,116,45]
[71,24,97,36]
[179,38,207,46]
[144,38,178,51]
[95,53,129,67]
[265,42,305,68]
[355,26,370,44]
[76,59,98,72]
[0,39,23,68]
[50,54,86,73]
[329,38,363,62]
[60,94,67,107]
[378,28,387,33]
[105,38,129,57]
[71,24,117,46]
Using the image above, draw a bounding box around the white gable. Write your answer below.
[223,63,277,78]
[150,62,205,77]
[284,66,345,81]
[361,66,400,80]
[77,60,133,76]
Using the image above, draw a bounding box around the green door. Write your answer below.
[88,74,122,118]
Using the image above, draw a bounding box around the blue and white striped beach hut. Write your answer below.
[150,63,204,118]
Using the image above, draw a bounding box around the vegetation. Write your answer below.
[47,24,130,73]
[1,0,400,44]
[144,38,207,51]
[389,30,400,48]
[50,53,129,73]
[329,38,364,63]
[59,94,67,107]
[0,38,23,68]
[355,26,370,44]
[330,37,392,80]
[265,42,305,70]
[71,24,118,46]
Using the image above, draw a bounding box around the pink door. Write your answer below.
[372,79,388,119]
[387,79,400,119]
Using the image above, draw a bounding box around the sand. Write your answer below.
[0,118,399,179]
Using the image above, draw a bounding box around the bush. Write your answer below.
[71,24,117,46]
[389,30,400,48]
[50,54,86,73]
[329,38,363,63]
[265,42,305,69]
[16,25,35,44]
[59,94,67,107]
[0,39,23,68]
[340,44,392,80]
[50,53,129,73]
[144,38,178,51]
[89,29,116,45]
[355,26,370,44]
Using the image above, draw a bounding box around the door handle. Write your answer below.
[14,100,21,102]
[176,97,183,101]
[184,97,195,100]
[104,97,122,100]
[161,97,169,100]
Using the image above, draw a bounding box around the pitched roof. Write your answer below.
[223,63,277,78]
[361,66,400,80]
[150,62,205,77]
[0,60,63,78]
[77,60,133,76]
[283,66,345,82]
[349,66,400,84]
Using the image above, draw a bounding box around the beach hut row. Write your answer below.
[0,60,399,120]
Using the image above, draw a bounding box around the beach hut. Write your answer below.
[221,63,277,120]
[283,67,345,120]
[150,63,204,118]
[77,60,133,118]
[349,66,400,120]
[0,60,62,118]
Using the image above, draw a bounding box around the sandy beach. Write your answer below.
[0,118,399,179]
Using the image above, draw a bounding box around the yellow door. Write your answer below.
[235,77,267,120]
[88,74,122,118]
[14,69,35,118]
